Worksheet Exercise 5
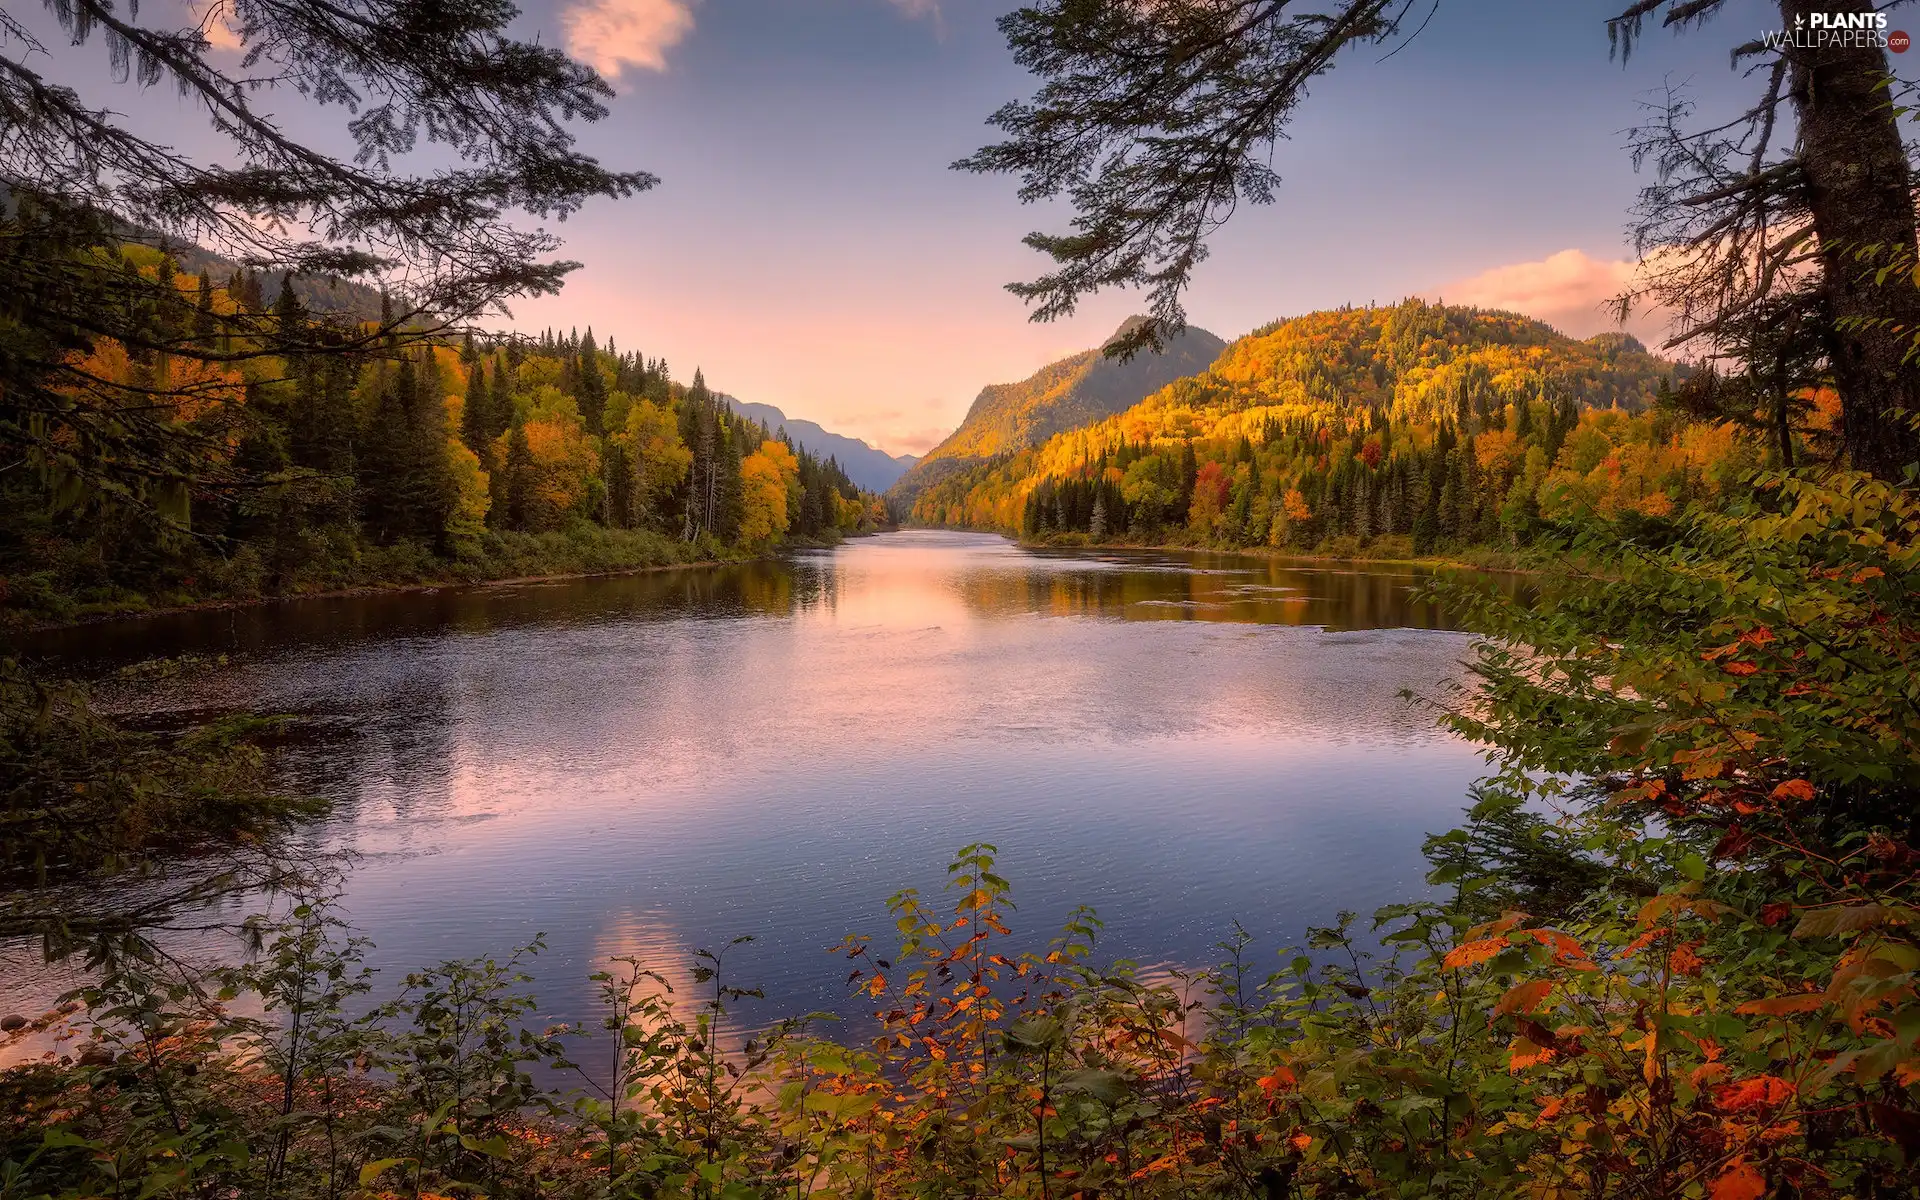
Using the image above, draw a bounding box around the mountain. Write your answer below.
[887,317,1229,507]
[721,396,919,493]
[905,300,1688,534]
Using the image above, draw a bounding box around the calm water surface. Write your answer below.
[7,532,1506,1045]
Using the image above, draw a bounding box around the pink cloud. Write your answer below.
[885,0,943,23]
[873,425,950,457]
[561,0,697,77]
[1432,248,1675,349]
[185,0,244,51]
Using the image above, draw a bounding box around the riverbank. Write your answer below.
[1000,529,1536,573]
[2,526,844,634]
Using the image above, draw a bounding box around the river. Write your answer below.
[5,531,1511,1052]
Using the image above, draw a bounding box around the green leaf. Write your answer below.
[804,1092,877,1119]
[1002,1016,1063,1050]
[1793,904,1892,938]
[359,1158,411,1187]
[1057,1068,1129,1103]
[459,1134,513,1159]
[41,1128,96,1150]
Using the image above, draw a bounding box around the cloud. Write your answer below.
[185,0,244,51]
[879,426,951,457]
[880,0,945,38]
[561,0,698,77]
[1433,248,1675,348]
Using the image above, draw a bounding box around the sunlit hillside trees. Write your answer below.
[910,301,1759,554]
[889,318,1226,509]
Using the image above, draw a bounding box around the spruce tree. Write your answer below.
[192,273,217,348]
[462,360,491,458]
[404,351,456,547]
[502,418,535,532]
[271,273,305,350]
[488,356,514,444]
[358,362,411,542]
[577,328,608,435]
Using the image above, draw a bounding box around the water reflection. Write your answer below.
[13,533,1498,669]
[6,533,1509,1056]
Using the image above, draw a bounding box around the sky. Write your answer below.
[34,0,1782,455]
[499,0,1774,455]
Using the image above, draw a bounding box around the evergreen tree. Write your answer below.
[271,273,305,348]
[604,432,634,528]
[488,356,514,444]
[501,417,535,532]
[462,360,491,458]
[359,353,454,547]
[577,328,608,434]
[192,272,217,348]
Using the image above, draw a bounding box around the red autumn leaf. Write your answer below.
[1526,928,1588,962]
[1689,1060,1730,1088]
[1495,979,1554,1018]
[1507,1037,1555,1071]
[1711,826,1754,860]
[1442,937,1507,970]
[1710,1162,1766,1200]
[1619,930,1659,958]
[1736,994,1826,1017]
[1715,1075,1794,1112]
[1256,1066,1297,1097]
[1771,779,1817,803]
[1851,567,1885,583]
[1759,903,1792,927]
[1611,779,1666,804]
[1721,661,1760,676]
[1670,942,1706,976]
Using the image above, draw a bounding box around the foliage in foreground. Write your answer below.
[2,467,1917,1200]
[0,660,314,890]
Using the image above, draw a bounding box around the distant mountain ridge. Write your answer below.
[721,396,919,493]
[888,317,1228,506]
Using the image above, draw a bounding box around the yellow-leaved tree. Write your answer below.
[513,385,600,530]
[623,398,692,524]
[440,392,491,551]
[738,439,798,546]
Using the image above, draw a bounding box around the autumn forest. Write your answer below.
[1,242,887,625]
[5,1,1920,1200]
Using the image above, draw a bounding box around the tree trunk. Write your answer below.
[1782,0,1920,480]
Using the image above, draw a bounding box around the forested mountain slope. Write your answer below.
[887,316,1226,507]
[909,301,1715,551]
